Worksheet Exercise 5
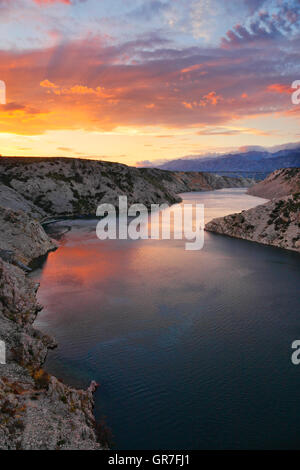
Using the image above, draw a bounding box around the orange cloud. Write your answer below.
[267,83,292,95]
[203,91,222,105]
[40,79,58,88]
[0,37,295,137]
[182,92,223,109]
[181,64,202,74]
[182,101,193,109]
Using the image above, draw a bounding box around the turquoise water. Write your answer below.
[32,189,300,449]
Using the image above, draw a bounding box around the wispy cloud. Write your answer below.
[0,24,298,136]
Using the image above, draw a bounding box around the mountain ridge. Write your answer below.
[0,157,253,219]
[155,147,300,176]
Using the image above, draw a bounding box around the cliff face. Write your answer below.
[0,183,45,219]
[247,168,300,199]
[0,244,103,449]
[139,168,253,194]
[0,157,253,218]
[0,207,102,449]
[0,206,57,266]
[206,171,300,252]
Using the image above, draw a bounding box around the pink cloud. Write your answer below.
[0,34,298,135]
[33,0,71,5]
[267,83,292,95]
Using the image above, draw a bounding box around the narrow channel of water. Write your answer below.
[31,189,300,449]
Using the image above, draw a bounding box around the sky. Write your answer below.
[0,0,299,166]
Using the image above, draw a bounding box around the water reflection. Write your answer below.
[31,189,300,449]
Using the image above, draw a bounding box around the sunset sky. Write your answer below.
[0,0,299,166]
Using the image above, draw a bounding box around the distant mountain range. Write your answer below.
[155,146,300,179]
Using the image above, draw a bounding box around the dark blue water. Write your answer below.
[31,189,300,449]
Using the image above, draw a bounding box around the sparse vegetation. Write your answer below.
[33,369,51,390]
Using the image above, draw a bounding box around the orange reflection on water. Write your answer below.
[39,239,137,290]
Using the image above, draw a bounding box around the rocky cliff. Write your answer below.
[0,157,253,218]
[247,168,300,199]
[206,169,300,252]
[0,206,103,449]
[0,206,56,266]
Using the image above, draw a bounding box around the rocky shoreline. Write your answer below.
[0,157,254,450]
[247,168,300,199]
[205,168,300,252]
[0,207,104,449]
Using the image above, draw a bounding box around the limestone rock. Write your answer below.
[205,193,300,252]
[0,257,102,450]
[0,182,45,219]
[0,206,57,265]
[247,167,300,199]
[0,157,253,218]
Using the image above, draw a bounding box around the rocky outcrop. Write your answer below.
[0,207,103,449]
[0,256,55,359]
[0,183,45,219]
[0,371,102,450]
[0,157,253,219]
[247,168,300,199]
[205,193,300,252]
[206,168,300,252]
[0,256,103,449]
[0,206,57,266]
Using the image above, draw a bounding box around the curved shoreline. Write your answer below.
[0,223,104,449]
[205,169,300,253]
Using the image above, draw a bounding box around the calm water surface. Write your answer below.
[31,189,300,449]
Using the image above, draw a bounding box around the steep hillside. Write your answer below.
[205,193,300,252]
[205,168,300,252]
[0,157,252,219]
[247,168,300,199]
[0,204,103,450]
